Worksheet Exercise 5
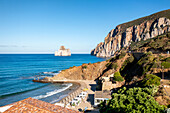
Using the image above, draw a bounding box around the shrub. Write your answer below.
[127,55,134,63]
[142,64,151,75]
[114,71,124,82]
[161,61,170,68]
[165,57,170,62]
[146,51,153,56]
[111,63,118,70]
[82,65,87,69]
[106,59,109,62]
[151,62,160,68]
[120,56,134,71]
[81,75,85,79]
[100,87,165,113]
[105,62,111,67]
[142,74,161,86]
[118,52,126,59]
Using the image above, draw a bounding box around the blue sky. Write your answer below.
[0,0,169,54]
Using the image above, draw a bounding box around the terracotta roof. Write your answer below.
[3,97,80,113]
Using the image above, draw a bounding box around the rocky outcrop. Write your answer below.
[55,46,71,56]
[91,14,170,57]
[52,62,107,80]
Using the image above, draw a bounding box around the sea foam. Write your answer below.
[33,83,72,99]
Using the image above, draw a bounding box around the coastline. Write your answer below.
[33,79,97,111]
[33,79,88,105]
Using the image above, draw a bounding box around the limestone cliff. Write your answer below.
[91,9,170,57]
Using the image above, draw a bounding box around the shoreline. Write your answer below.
[33,79,88,106]
[33,79,97,111]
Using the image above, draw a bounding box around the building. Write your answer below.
[55,46,71,56]
[94,90,111,106]
[0,97,80,113]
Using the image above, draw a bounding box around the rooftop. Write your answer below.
[3,97,80,113]
[95,90,111,99]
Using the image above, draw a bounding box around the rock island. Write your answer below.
[55,46,71,56]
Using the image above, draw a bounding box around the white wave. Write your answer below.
[50,94,68,103]
[43,72,53,74]
[33,83,72,99]
[43,71,59,76]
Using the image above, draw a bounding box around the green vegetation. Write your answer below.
[81,74,85,79]
[165,57,170,62]
[114,71,124,82]
[100,87,165,113]
[118,51,126,59]
[151,61,160,68]
[111,63,118,70]
[106,62,111,68]
[161,61,170,68]
[82,65,87,69]
[141,74,161,86]
[106,62,118,70]
[130,38,153,51]
[120,55,134,71]
[130,32,170,52]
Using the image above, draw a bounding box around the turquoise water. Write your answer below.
[0,54,105,106]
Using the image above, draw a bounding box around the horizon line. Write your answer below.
[0,52,90,54]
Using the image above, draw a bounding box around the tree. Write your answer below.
[100,87,165,113]
[141,74,161,86]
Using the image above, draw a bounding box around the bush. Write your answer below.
[111,63,118,70]
[142,74,161,86]
[105,62,111,67]
[118,52,126,59]
[81,75,85,79]
[106,62,118,70]
[100,87,165,113]
[161,61,170,68]
[146,51,153,56]
[120,56,134,71]
[82,65,87,69]
[114,71,124,82]
[151,62,160,68]
[165,57,170,62]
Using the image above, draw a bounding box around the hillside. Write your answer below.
[52,33,170,82]
[51,33,170,110]
[91,9,170,57]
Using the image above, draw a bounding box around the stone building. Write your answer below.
[55,46,71,56]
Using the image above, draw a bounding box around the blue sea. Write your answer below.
[0,54,105,106]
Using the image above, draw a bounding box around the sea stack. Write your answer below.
[55,46,71,56]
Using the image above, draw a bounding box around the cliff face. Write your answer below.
[91,10,170,57]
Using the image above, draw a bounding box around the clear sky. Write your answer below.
[0,0,170,54]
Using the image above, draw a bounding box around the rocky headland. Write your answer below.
[91,9,170,57]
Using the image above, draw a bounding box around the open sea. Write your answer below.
[0,54,105,107]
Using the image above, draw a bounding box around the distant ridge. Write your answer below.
[119,9,170,32]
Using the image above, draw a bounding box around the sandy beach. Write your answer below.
[51,79,98,112]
